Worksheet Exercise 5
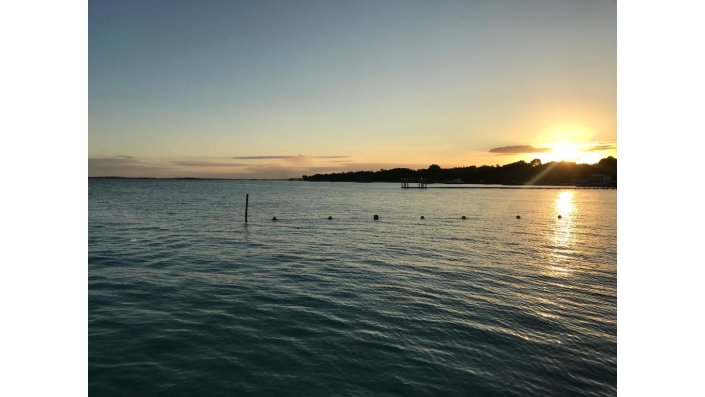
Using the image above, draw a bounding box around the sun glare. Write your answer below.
[534,141,607,164]
[536,142,580,163]
[530,126,614,165]
[550,143,580,161]
[555,191,574,216]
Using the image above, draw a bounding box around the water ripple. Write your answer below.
[90,180,616,396]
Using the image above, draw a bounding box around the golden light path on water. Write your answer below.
[549,191,575,277]
[556,191,574,216]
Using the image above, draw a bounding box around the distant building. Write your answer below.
[590,173,613,185]
[576,173,614,186]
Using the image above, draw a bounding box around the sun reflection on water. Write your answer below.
[548,191,575,277]
[556,191,574,216]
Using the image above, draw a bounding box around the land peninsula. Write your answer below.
[302,157,617,187]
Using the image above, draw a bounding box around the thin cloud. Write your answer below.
[232,156,298,160]
[88,156,168,177]
[230,161,428,179]
[232,155,350,160]
[88,157,140,166]
[579,143,617,152]
[172,161,248,167]
[489,145,551,154]
[489,143,616,155]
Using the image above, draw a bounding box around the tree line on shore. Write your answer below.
[302,157,617,186]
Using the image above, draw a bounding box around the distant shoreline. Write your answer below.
[88,177,615,188]
[88,176,296,181]
[89,157,617,187]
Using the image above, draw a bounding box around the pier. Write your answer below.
[428,186,616,190]
[400,183,615,190]
[401,178,428,189]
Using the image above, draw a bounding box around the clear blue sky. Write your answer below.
[89,0,615,178]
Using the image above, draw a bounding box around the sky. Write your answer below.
[89,0,616,178]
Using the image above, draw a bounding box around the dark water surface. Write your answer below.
[89,180,616,396]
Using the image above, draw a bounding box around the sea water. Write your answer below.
[89,180,616,396]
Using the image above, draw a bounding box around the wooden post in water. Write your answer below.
[245,194,249,224]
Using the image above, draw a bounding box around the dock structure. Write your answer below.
[400,183,615,190]
[401,177,427,189]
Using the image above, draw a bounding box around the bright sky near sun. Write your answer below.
[89,0,616,178]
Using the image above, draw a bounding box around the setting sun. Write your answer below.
[534,142,608,165]
[551,143,580,161]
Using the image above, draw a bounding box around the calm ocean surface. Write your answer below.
[89,180,616,396]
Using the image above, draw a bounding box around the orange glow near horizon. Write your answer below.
[528,125,615,165]
[533,142,611,165]
[548,142,581,162]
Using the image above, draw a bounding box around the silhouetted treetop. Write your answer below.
[302,157,617,186]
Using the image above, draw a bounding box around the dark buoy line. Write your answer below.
[248,189,575,225]
[256,214,571,222]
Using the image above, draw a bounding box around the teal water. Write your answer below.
[89,180,617,396]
